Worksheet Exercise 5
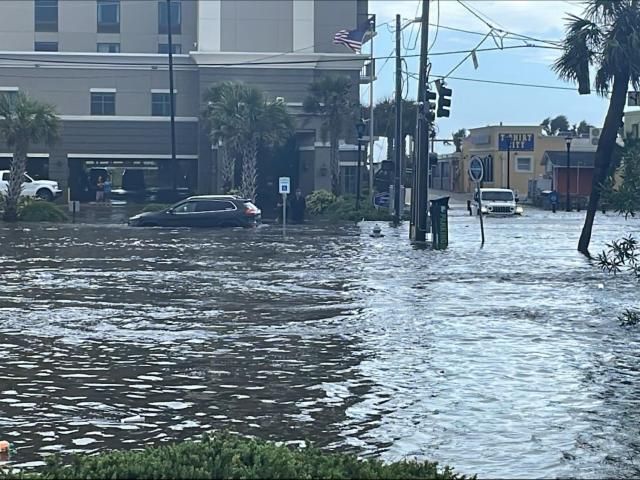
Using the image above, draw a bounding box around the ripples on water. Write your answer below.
[0,210,639,478]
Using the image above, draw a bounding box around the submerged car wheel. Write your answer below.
[36,189,53,202]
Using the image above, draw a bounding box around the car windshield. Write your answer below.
[482,191,514,202]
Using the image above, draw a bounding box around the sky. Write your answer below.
[362,0,613,155]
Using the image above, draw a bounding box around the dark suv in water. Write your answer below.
[128,196,261,228]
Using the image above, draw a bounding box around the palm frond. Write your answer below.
[553,14,602,94]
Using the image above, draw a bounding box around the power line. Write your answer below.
[405,69,580,92]
[430,74,579,92]
[455,0,562,48]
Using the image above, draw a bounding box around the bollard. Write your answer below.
[467,199,472,216]
[552,203,557,213]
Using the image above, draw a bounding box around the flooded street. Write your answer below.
[1,208,639,478]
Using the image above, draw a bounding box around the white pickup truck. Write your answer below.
[0,170,62,202]
[472,188,523,216]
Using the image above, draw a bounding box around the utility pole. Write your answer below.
[166,0,178,193]
[393,14,402,225]
[410,0,430,242]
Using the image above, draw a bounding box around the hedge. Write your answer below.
[17,200,67,223]
[1,433,472,480]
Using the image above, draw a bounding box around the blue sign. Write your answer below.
[373,192,390,208]
[498,133,534,151]
[549,191,559,204]
[468,156,484,182]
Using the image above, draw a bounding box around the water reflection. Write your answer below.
[0,210,639,478]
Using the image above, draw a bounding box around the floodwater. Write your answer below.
[0,207,639,478]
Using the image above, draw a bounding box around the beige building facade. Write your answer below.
[456,125,599,200]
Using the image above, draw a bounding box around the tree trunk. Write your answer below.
[220,145,235,193]
[577,70,630,256]
[3,146,27,222]
[241,139,258,202]
[330,133,340,196]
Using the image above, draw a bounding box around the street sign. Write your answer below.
[629,91,639,107]
[468,156,484,183]
[278,177,290,194]
[373,192,390,209]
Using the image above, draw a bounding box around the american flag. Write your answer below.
[333,17,375,53]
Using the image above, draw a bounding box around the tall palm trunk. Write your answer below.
[4,145,27,222]
[577,69,630,256]
[241,138,258,202]
[220,145,236,193]
[329,132,340,196]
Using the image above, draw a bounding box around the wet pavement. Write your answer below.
[0,208,639,478]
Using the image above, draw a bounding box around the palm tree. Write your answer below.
[0,92,59,222]
[203,82,242,192]
[303,76,356,195]
[372,97,417,161]
[202,82,292,201]
[554,0,640,255]
[540,115,571,135]
[452,128,468,153]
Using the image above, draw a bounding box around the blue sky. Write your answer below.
[363,0,612,154]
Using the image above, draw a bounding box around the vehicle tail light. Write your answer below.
[244,202,259,216]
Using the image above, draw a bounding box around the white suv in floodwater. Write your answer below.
[0,170,62,202]
[472,188,523,216]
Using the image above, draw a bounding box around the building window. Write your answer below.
[516,156,533,172]
[0,90,19,106]
[97,0,120,33]
[633,124,639,139]
[91,92,116,115]
[158,43,182,54]
[97,43,120,53]
[158,0,181,34]
[34,41,58,52]
[342,166,357,194]
[483,154,494,182]
[35,0,58,32]
[151,93,175,116]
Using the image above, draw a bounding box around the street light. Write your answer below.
[355,119,366,211]
[565,136,572,212]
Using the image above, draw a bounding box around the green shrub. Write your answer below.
[140,203,171,213]
[306,189,337,215]
[0,433,471,480]
[17,199,67,222]
[323,197,394,222]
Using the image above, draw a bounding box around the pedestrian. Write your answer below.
[104,175,112,204]
[290,188,306,224]
[96,176,105,203]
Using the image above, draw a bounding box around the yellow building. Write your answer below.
[456,124,598,200]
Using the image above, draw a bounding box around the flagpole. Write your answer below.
[368,15,376,199]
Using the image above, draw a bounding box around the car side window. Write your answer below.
[173,201,196,214]
[23,174,32,183]
[194,200,236,212]
[1,173,9,181]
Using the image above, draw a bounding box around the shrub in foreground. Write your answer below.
[17,200,67,222]
[323,197,394,222]
[1,433,472,480]
[306,189,337,215]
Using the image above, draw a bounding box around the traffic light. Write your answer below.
[435,80,452,118]
[426,89,436,122]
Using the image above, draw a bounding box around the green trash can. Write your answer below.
[430,196,450,250]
